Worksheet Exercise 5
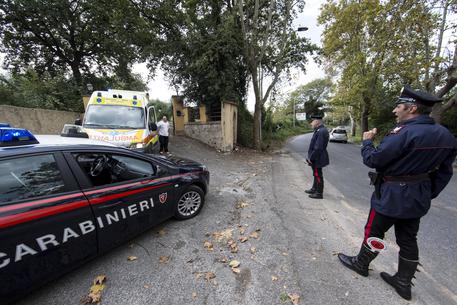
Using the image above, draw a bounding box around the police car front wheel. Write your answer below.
[175,185,204,220]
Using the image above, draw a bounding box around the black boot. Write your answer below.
[309,193,323,199]
[305,188,316,194]
[338,244,378,277]
[381,256,419,300]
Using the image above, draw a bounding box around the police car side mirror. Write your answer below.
[74,118,82,126]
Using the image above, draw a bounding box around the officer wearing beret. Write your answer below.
[306,114,329,199]
[338,86,457,300]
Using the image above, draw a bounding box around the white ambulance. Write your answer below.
[82,89,159,153]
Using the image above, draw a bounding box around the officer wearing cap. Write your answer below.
[306,114,329,199]
[338,85,457,300]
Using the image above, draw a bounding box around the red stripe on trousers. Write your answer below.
[364,209,376,243]
[314,168,321,184]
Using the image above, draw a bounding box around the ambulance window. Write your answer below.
[72,152,155,187]
[0,155,65,205]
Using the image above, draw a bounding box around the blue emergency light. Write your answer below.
[0,127,39,147]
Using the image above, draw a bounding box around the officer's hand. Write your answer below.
[363,128,377,141]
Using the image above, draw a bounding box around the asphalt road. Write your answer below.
[287,133,457,304]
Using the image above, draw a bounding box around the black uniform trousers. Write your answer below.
[363,208,420,260]
[311,166,324,194]
[159,135,169,152]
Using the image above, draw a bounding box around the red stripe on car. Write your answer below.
[0,200,89,229]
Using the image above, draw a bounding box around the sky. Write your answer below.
[133,0,327,112]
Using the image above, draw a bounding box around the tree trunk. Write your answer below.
[253,100,262,149]
[70,60,83,95]
[360,103,369,133]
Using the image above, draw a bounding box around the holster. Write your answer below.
[368,171,384,199]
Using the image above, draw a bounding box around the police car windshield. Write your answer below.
[84,105,145,129]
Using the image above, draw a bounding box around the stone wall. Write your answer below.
[184,122,223,150]
[0,105,81,134]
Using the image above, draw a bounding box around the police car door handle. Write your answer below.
[99,200,124,209]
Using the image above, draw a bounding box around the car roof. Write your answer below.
[34,135,116,147]
[0,135,123,157]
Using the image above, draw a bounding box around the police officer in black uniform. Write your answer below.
[338,86,457,300]
[306,114,329,199]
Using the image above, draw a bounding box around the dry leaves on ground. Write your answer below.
[195,272,216,282]
[239,236,248,243]
[229,260,240,268]
[127,256,137,261]
[249,231,260,239]
[212,229,233,243]
[203,240,214,251]
[192,292,197,299]
[79,275,106,305]
[157,229,166,236]
[227,239,238,253]
[236,201,249,209]
[250,247,256,254]
[288,293,300,305]
[159,256,170,264]
[271,275,278,281]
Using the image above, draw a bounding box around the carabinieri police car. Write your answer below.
[0,126,209,304]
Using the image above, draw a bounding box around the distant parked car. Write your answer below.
[329,128,348,143]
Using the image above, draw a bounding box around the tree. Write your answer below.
[237,0,317,149]
[0,0,142,93]
[319,0,436,133]
[286,78,332,119]
[320,0,457,133]
[132,0,249,111]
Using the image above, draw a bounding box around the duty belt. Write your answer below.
[383,173,430,182]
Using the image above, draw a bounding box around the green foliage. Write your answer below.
[319,0,437,133]
[149,99,172,120]
[0,71,148,113]
[0,0,142,90]
[237,104,254,148]
[134,0,248,109]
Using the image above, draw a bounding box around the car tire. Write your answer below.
[174,185,205,220]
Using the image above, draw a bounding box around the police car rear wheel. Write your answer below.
[175,185,204,220]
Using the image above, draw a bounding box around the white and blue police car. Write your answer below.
[0,125,209,304]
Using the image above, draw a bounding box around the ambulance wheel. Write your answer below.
[174,185,204,220]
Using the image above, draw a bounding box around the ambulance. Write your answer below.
[82,89,159,153]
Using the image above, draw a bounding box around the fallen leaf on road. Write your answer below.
[229,260,240,268]
[203,241,214,251]
[144,285,149,289]
[249,231,260,239]
[250,247,256,254]
[231,267,241,274]
[127,256,137,261]
[158,229,166,236]
[192,292,197,299]
[159,256,170,264]
[218,256,228,263]
[212,229,233,243]
[205,272,216,281]
[80,275,106,305]
[272,275,278,281]
[229,242,238,253]
[282,252,288,256]
[239,227,246,235]
[288,293,300,305]
[236,201,249,209]
[239,236,248,243]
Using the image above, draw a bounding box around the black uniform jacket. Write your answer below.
[308,124,330,168]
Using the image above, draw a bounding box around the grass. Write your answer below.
[262,126,312,151]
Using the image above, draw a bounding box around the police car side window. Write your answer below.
[0,155,65,205]
[72,153,155,187]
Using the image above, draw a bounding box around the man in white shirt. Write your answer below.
[157,116,170,154]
